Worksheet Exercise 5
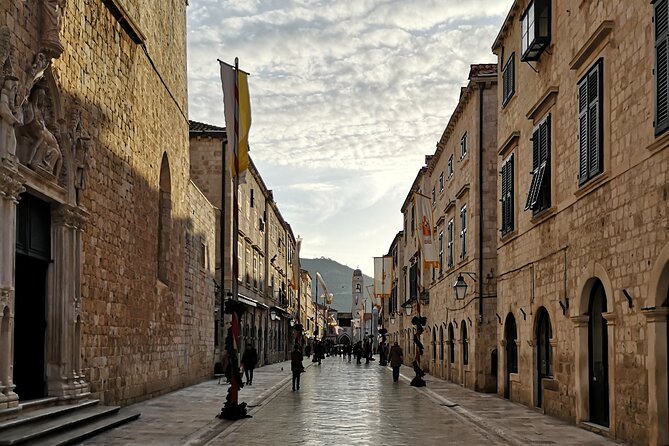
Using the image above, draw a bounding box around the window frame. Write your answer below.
[655,0,669,136]
[520,0,552,62]
[459,205,467,259]
[501,154,515,235]
[502,52,515,107]
[439,172,444,192]
[524,114,551,215]
[460,133,468,159]
[578,59,604,185]
[438,230,444,275]
[448,155,454,178]
[447,219,454,268]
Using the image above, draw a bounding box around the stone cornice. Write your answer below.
[642,307,669,322]
[571,315,589,327]
[52,204,89,229]
[569,21,614,71]
[526,87,559,123]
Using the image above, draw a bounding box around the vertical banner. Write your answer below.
[414,192,439,268]
[290,237,301,290]
[220,61,251,178]
[373,256,393,296]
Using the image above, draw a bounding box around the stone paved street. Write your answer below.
[208,356,621,446]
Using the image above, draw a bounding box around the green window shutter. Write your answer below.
[578,76,589,182]
[587,65,601,177]
[656,0,669,134]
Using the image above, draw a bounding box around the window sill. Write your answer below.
[573,171,609,199]
[529,205,557,225]
[499,228,518,245]
[501,92,516,110]
[647,128,669,152]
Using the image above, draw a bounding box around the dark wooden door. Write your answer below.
[504,314,518,399]
[588,281,609,427]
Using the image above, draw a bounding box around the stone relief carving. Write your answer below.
[53,203,87,229]
[0,76,22,162]
[0,26,11,78]
[40,0,66,59]
[20,87,62,178]
[0,163,26,202]
[22,53,49,105]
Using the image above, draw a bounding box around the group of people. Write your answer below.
[233,338,406,392]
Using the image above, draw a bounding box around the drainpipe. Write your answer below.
[478,81,484,325]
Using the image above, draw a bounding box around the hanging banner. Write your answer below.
[373,256,392,296]
[414,192,439,268]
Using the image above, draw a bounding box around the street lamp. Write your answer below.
[289,318,295,327]
[403,301,413,316]
[453,274,468,300]
[389,314,396,324]
[270,309,278,321]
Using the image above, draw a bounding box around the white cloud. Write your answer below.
[187,0,511,274]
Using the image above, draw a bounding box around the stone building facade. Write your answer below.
[492,0,669,444]
[0,0,217,409]
[386,65,499,392]
[189,121,299,367]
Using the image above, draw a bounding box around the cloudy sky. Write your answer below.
[186,0,511,276]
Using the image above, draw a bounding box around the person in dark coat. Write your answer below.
[388,341,404,382]
[291,344,304,391]
[353,341,363,364]
[241,344,258,385]
[304,344,311,358]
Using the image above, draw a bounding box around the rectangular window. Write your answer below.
[448,155,454,178]
[200,242,206,268]
[460,133,468,159]
[439,172,444,191]
[411,205,415,236]
[438,231,444,274]
[656,0,669,135]
[525,115,551,214]
[578,59,603,184]
[501,154,515,235]
[432,186,436,204]
[447,219,454,268]
[409,262,418,301]
[502,53,515,107]
[520,0,551,61]
[459,206,467,259]
[404,218,407,242]
[250,189,254,208]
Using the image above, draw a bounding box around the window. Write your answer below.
[447,219,454,268]
[438,231,444,275]
[439,172,444,191]
[158,153,171,282]
[411,204,415,236]
[520,0,551,62]
[460,205,467,259]
[439,326,444,361]
[404,218,407,242]
[409,262,418,301]
[432,330,437,361]
[656,0,669,135]
[448,155,454,178]
[536,308,553,378]
[502,53,515,106]
[432,186,436,204]
[525,115,551,214]
[578,59,603,184]
[250,189,254,208]
[460,133,468,159]
[501,154,514,235]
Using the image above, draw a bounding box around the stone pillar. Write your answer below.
[643,308,669,446]
[602,311,617,435]
[571,315,590,424]
[0,162,24,410]
[46,204,89,402]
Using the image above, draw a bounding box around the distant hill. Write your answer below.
[300,258,373,312]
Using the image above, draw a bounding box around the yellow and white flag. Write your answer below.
[414,192,439,268]
[220,60,251,178]
[373,256,392,296]
[290,237,301,291]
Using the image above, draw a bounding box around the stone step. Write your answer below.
[27,410,141,446]
[0,405,120,445]
[0,400,100,433]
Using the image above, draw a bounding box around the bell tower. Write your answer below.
[352,269,365,342]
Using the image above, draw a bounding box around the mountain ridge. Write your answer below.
[300,257,373,312]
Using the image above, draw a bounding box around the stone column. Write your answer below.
[643,308,669,446]
[602,311,617,435]
[571,315,590,424]
[47,204,89,402]
[0,162,24,410]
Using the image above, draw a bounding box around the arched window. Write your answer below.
[461,322,469,365]
[439,326,444,361]
[536,308,553,378]
[432,327,437,361]
[505,313,518,374]
[448,323,455,364]
[157,153,171,282]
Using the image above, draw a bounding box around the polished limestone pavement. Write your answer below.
[208,356,619,446]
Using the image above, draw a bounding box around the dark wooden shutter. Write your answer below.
[539,116,550,163]
[656,0,669,134]
[587,65,600,176]
[501,161,507,231]
[532,127,540,170]
[509,55,515,100]
[508,154,514,231]
[578,77,589,182]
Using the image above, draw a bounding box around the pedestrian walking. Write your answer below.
[363,339,372,364]
[291,344,304,391]
[353,341,363,364]
[388,341,404,383]
[241,344,258,385]
[346,344,352,362]
[304,344,311,358]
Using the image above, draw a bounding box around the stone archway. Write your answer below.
[644,242,669,445]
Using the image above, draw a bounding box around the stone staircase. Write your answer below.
[0,398,140,446]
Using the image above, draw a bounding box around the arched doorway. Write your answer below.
[588,280,609,427]
[338,334,351,345]
[535,308,552,408]
[504,313,518,399]
[448,323,455,365]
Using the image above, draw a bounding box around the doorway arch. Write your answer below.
[504,313,518,399]
[588,280,609,427]
[535,307,552,408]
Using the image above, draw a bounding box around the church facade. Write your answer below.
[0,0,216,410]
